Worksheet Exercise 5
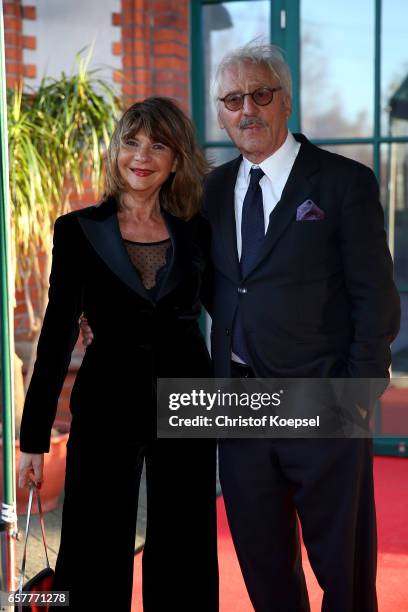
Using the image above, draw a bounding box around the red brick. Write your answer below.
[113,70,125,83]
[153,14,187,29]
[123,71,151,89]
[79,176,94,189]
[72,190,99,205]
[112,12,122,26]
[112,41,122,55]
[15,322,29,336]
[122,39,148,54]
[157,30,187,46]
[15,285,41,303]
[122,83,137,95]
[23,64,36,78]
[122,26,146,41]
[154,41,187,58]
[122,0,146,9]
[4,16,22,32]
[13,317,27,336]
[128,68,151,83]
[154,69,188,84]
[6,76,23,90]
[15,290,25,302]
[5,61,22,74]
[5,31,22,46]
[22,6,36,20]
[5,46,22,61]
[152,0,188,13]
[14,302,27,316]
[3,2,20,16]
[153,56,187,71]
[123,83,148,97]
[153,28,183,44]
[23,35,36,50]
[14,304,27,320]
[176,30,188,45]
[154,83,187,98]
[151,2,179,13]
[179,102,190,115]
[70,200,93,211]
[123,54,148,69]
[122,7,148,19]
[153,13,177,27]
[178,2,189,18]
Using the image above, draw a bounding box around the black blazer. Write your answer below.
[19,197,212,453]
[203,134,400,390]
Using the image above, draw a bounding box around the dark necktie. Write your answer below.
[240,167,265,276]
[232,167,265,363]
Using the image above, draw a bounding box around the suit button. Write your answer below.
[237,287,247,294]
[226,329,230,336]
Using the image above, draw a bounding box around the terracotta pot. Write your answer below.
[0,421,70,514]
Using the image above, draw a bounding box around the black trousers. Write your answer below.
[51,418,219,611]
[218,362,378,612]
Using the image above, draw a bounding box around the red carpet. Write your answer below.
[132,457,408,611]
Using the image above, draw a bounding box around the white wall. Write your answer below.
[22,0,121,90]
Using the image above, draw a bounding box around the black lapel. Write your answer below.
[218,155,242,280]
[77,197,152,302]
[243,134,320,278]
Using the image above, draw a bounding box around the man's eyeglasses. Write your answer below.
[218,86,283,111]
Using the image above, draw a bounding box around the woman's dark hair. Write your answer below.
[104,96,210,219]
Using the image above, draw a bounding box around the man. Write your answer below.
[81,42,400,611]
[201,42,400,612]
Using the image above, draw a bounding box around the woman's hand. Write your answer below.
[18,452,44,489]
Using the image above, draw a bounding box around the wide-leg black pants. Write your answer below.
[51,418,219,612]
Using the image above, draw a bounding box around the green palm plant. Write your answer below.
[7,50,122,435]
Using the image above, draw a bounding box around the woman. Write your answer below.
[18,97,218,611]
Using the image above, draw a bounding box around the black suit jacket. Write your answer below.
[203,134,400,392]
[19,197,212,453]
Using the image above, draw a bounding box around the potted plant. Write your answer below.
[0,50,121,512]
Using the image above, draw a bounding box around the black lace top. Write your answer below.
[123,238,172,300]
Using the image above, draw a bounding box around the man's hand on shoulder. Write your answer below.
[79,315,94,347]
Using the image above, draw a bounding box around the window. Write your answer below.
[191,0,408,453]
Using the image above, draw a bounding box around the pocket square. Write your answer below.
[296,199,325,221]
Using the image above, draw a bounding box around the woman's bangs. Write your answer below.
[120,112,174,149]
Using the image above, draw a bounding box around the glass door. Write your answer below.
[191,0,408,455]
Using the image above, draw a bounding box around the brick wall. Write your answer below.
[113,0,190,111]
[3,1,36,87]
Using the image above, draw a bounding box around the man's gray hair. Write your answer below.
[211,40,292,108]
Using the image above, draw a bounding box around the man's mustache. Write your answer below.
[239,117,268,129]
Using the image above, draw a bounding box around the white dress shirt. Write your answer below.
[234,130,301,258]
[231,130,301,363]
